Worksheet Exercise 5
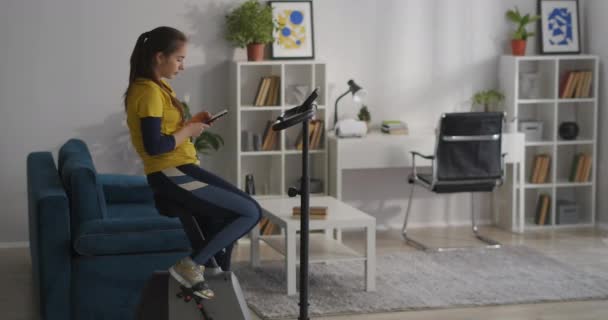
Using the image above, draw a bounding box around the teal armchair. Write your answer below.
[27,139,190,320]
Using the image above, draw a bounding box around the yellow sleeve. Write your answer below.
[136,88,164,118]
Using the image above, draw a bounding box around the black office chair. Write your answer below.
[402,112,506,251]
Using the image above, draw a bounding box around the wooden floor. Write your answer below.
[3,226,608,319]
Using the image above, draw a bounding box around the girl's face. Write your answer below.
[155,42,187,79]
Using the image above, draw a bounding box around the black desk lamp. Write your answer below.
[333,79,366,128]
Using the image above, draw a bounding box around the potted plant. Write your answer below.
[225,0,274,61]
[471,90,505,112]
[506,7,540,56]
[182,101,224,155]
[358,105,371,130]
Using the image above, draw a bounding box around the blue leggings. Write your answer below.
[147,164,262,267]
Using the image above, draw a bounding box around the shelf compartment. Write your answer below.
[524,188,553,227]
[284,153,327,195]
[517,60,557,99]
[557,101,595,142]
[524,145,554,185]
[284,114,326,152]
[240,155,282,196]
[558,58,596,99]
[554,186,593,225]
[556,144,593,184]
[284,64,313,106]
[239,64,282,107]
[240,110,283,152]
[517,102,556,142]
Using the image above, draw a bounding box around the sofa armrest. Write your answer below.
[27,152,72,320]
[98,174,154,204]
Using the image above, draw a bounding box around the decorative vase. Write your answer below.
[511,40,526,56]
[246,43,265,61]
[559,122,579,140]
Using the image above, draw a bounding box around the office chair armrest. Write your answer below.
[410,151,434,160]
[410,151,434,181]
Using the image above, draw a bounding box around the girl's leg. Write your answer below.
[155,165,262,265]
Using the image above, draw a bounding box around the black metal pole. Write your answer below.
[299,119,310,320]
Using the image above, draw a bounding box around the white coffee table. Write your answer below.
[249,196,376,296]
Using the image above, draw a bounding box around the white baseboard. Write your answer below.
[597,223,608,231]
[0,241,29,249]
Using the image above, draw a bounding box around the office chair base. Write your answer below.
[401,231,501,252]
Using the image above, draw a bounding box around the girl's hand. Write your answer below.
[187,111,212,124]
[185,122,209,137]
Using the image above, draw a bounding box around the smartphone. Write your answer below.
[205,109,228,124]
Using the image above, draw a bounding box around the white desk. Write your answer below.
[328,131,526,231]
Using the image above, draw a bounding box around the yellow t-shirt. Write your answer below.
[126,78,199,174]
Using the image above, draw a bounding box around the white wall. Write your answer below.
[584,0,608,227]
[0,0,539,242]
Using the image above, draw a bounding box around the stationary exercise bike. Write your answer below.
[136,89,319,320]
[272,88,319,320]
[136,195,251,320]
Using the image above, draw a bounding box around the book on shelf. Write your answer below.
[253,76,281,106]
[570,153,592,182]
[292,206,327,219]
[534,194,551,225]
[530,154,551,184]
[560,70,593,99]
[261,120,278,151]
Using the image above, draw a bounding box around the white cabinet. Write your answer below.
[499,55,598,232]
[227,61,328,197]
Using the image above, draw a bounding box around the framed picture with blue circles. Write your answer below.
[270,1,315,59]
[538,0,581,54]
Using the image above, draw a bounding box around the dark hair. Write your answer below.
[124,26,187,118]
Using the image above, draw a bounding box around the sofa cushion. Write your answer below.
[74,217,190,256]
[106,203,160,219]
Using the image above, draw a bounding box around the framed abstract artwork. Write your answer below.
[538,0,581,54]
[270,1,315,59]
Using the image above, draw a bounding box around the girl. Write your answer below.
[124,26,262,299]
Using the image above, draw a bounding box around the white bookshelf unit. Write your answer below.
[227,60,328,197]
[499,55,598,233]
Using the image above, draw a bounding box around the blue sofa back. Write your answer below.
[58,139,107,226]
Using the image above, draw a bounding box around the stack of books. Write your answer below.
[570,153,592,182]
[258,217,278,235]
[292,206,327,219]
[529,154,551,184]
[381,120,408,135]
[253,76,281,106]
[294,120,324,150]
[559,70,593,99]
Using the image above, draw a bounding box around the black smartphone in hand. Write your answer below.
[205,109,228,124]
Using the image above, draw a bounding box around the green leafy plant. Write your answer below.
[182,101,224,155]
[225,0,274,48]
[358,105,371,122]
[506,7,540,40]
[471,90,505,112]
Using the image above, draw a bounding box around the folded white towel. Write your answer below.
[335,119,368,138]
